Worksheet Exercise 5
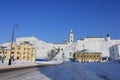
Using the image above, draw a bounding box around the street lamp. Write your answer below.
[8,24,19,65]
[82,44,85,63]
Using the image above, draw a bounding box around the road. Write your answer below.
[1,62,120,80]
[0,62,100,80]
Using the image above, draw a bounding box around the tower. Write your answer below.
[106,34,111,41]
[70,29,74,43]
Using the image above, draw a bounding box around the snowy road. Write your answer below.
[0,62,120,80]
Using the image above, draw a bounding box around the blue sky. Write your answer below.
[0,0,120,43]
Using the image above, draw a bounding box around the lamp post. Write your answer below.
[8,24,19,65]
[82,44,85,63]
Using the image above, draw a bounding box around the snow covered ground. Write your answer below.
[0,60,36,66]
[82,62,120,80]
[0,60,63,71]
[0,61,120,80]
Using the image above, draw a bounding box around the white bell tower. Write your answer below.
[70,29,74,43]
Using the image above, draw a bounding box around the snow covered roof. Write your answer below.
[84,38,105,41]
[16,36,39,42]
[20,41,33,46]
[78,49,101,53]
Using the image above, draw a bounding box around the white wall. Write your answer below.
[114,45,119,60]
[109,44,120,60]
[117,45,120,60]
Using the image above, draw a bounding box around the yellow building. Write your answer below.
[0,47,10,62]
[74,50,101,62]
[0,41,36,62]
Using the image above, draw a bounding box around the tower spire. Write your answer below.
[69,29,74,43]
[70,29,73,33]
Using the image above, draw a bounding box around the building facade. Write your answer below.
[109,44,120,61]
[74,50,101,62]
[0,41,36,62]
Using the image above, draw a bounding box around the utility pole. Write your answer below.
[8,24,19,65]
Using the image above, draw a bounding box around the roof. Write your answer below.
[77,49,101,54]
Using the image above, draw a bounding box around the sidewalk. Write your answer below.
[0,60,63,72]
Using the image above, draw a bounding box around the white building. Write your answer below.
[109,44,120,61]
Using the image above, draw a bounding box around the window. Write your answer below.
[17,57,19,60]
[27,53,30,56]
[4,56,6,58]
[12,47,14,50]
[11,56,14,59]
[17,47,20,50]
[27,57,29,60]
[23,52,25,55]
[17,52,20,55]
[23,56,25,59]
